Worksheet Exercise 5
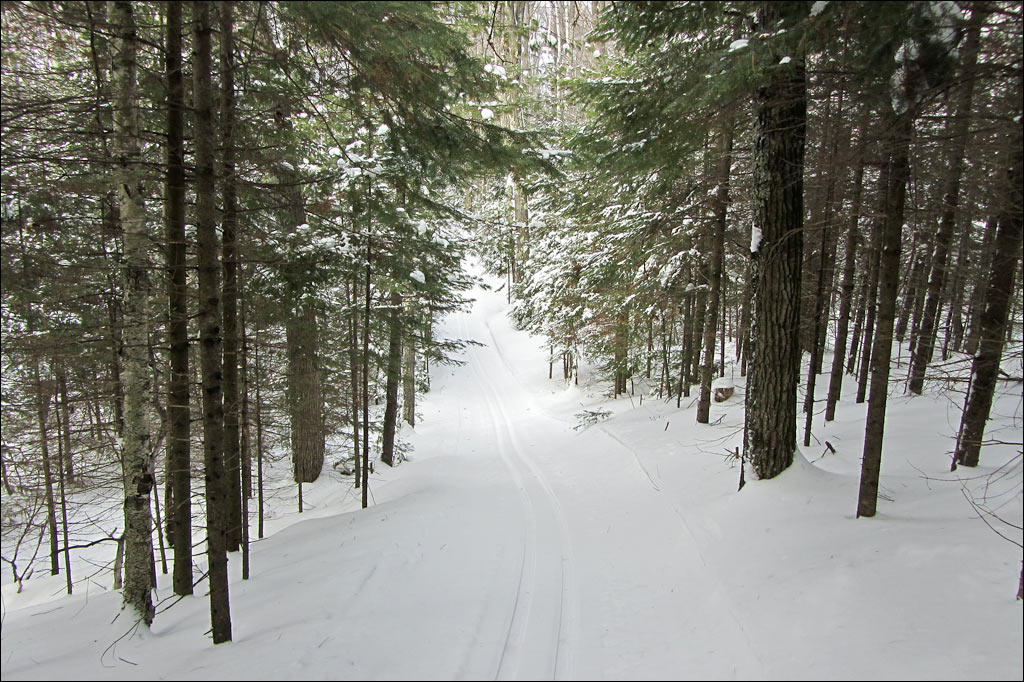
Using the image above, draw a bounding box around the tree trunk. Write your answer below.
[381,291,404,467]
[744,11,806,480]
[403,300,416,427]
[907,7,984,393]
[194,0,231,642]
[110,0,156,626]
[697,120,733,424]
[348,279,362,486]
[220,0,242,553]
[825,126,866,422]
[56,362,74,484]
[362,254,371,509]
[33,359,60,577]
[857,80,916,519]
[959,214,992,355]
[955,124,1023,468]
[163,0,192,597]
[287,305,325,483]
[855,161,889,404]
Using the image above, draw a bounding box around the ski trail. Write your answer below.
[461,308,576,681]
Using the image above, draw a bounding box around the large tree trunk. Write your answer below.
[287,305,325,482]
[955,124,1023,468]
[220,0,242,551]
[110,0,156,626]
[908,7,985,394]
[743,8,806,480]
[163,0,192,597]
[697,120,733,424]
[270,54,325,486]
[857,82,916,519]
[194,0,231,643]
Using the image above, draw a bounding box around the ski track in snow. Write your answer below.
[460,303,577,680]
[472,282,765,679]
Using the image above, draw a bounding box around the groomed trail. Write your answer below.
[439,274,765,680]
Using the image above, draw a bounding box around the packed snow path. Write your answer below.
[418,277,765,679]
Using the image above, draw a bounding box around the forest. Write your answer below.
[1,1,1022,678]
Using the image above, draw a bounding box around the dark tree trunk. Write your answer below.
[955,126,1023,468]
[697,121,733,424]
[362,254,371,509]
[743,12,806,480]
[33,359,60,577]
[961,214,997,356]
[348,279,361,487]
[907,7,984,393]
[895,239,925,346]
[825,127,866,422]
[287,305,325,482]
[164,0,192,597]
[857,79,917,519]
[403,300,416,427]
[855,161,890,404]
[56,363,74,484]
[194,0,231,642]
[220,0,242,553]
[381,291,404,467]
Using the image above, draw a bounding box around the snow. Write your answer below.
[779,56,792,65]
[810,1,829,17]
[728,39,749,53]
[750,224,762,253]
[480,107,494,121]
[410,269,425,284]
[1,262,1021,680]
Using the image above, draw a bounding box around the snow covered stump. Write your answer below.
[712,377,735,402]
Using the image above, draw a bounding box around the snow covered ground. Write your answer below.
[2,266,1022,680]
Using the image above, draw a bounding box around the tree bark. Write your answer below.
[403,300,416,427]
[110,0,156,626]
[287,305,325,482]
[33,359,60,577]
[955,124,1023,468]
[908,7,985,393]
[194,0,231,642]
[697,120,733,424]
[163,0,192,597]
[220,0,242,551]
[857,80,916,518]
[381,291,404,467]
[825,125,867,422]
[743,10,806,480]
[855,161,889,404]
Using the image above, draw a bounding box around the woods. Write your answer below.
[1,0,1021,655]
